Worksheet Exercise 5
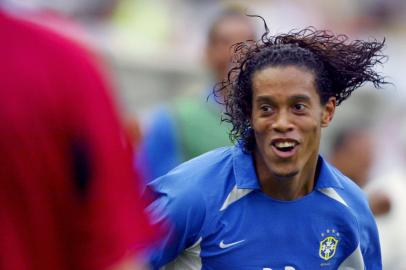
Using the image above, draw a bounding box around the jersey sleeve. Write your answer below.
[336,174,382,269]
[359,206,382,269]
[146,175,207,269]
[345,186,382,269]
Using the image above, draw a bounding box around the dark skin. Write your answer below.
[250,66,336,200]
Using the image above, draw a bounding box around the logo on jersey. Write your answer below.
[319,229,340,261]
[219,239,245,249]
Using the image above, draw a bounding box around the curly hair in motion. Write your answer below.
[215,15,387,152]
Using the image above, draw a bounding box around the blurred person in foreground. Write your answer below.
[0,10,157,270]
[139,9,256,181]
[329,125,391,216]
[146,16,386,269]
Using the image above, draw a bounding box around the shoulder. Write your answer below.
[323,164,381,251]
[147,146,236,240]
[147,146,236,219]
[318,160,375,224]
[149,146,234,196]
[2,11,108,104]
[328,165,379,237]
[3,12,92,64]
[332,167,370,212]
[317,158,370,211]
[327,167,381,266]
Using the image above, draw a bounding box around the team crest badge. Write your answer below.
[319,229,340,261]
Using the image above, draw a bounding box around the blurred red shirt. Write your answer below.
[0,11,157,270]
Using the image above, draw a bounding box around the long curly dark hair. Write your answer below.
[215,15,387,152]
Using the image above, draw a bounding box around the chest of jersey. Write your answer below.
[199,190,359,270]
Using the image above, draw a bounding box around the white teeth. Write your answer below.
[275,141,295,148]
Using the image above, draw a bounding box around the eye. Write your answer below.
[293,103,306,112]
[260,104,274,113]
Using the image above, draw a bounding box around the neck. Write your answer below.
[254,151,318,201]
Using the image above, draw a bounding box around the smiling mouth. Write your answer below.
[270,139,299,158]
[272,140,298,152]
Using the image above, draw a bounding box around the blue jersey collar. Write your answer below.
[232,145,261,189]
[232,146,343,190]
[315,156,344,189]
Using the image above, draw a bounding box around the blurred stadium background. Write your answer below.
[3,0,406,268]
[4,0,406,177]
[2,2,404,111]
[3,0,406,168]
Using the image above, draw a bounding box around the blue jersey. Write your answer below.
[147,146,381,270]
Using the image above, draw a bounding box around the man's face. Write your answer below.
[206,17,255,81]
[251,66,335,180]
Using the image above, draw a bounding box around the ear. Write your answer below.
[321,97,336,128]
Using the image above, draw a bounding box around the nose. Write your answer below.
[271,110,294,133]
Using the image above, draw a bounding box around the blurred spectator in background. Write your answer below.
[365,113,406,270]
[329,125,391,216]
[138,8,256,181]
[0,10,157,270]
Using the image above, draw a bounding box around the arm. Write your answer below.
[359,201,382,269]
[146,177,206,269]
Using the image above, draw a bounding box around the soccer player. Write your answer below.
[0,10,157,270]
[146,16,386,270]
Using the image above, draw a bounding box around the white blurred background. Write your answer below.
[3,0,405,117]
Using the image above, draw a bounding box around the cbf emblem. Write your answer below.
[319,229,340,261]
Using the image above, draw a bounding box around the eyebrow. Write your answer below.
[289,94,312,103]
[255,94,312,103]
